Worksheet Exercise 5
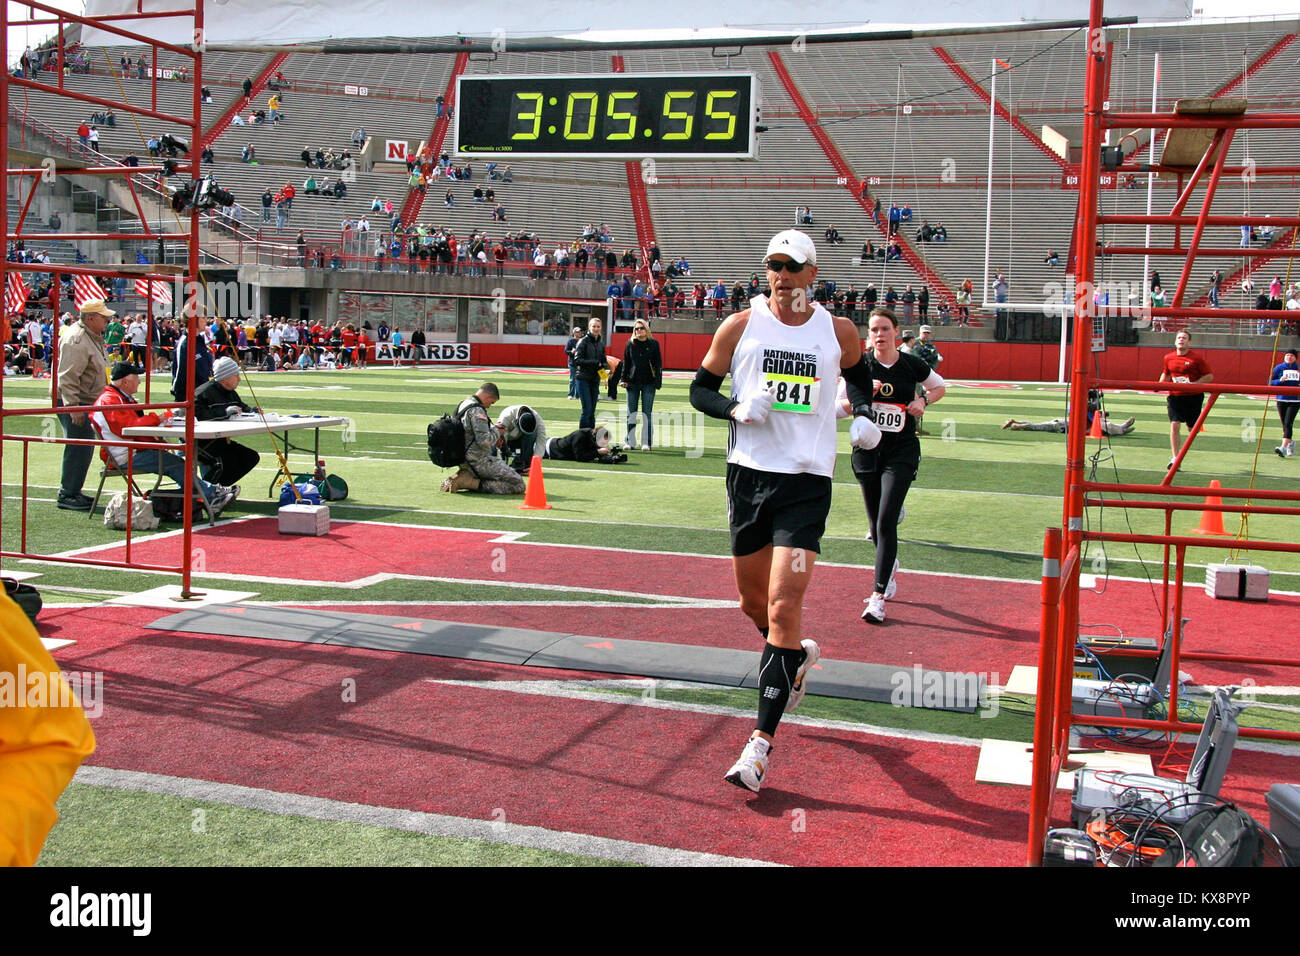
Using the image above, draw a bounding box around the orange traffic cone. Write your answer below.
[1088,412,1105,439]
[1192,479,1230,536]
[519,455,551,510]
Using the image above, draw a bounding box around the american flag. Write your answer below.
[72,274,108,310]
[134,277,173,305]
[5,271,30,314]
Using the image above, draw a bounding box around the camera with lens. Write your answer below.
[170,175,236,213]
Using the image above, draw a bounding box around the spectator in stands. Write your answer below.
[200,145,214,164]
[242,76,253,101]
[333,180,347,200]
[918,286,930,321]
[711,279,727,319]
[888,203,901,235]
[444,188,454,207]
[352,127,366,148]
[1044,249,1060,267]
[886,239,901,261]
[501,166,513,183]
[933,223,947,242]
[241,144,256,163]
[825,225,844,245]
[992,270,1009,320]
[201,87,212,103]
[268,93,282,123]
[957,279,972,324]
[901,285,916,319]
[48,211,61,232]
[261,188,273,222]
[901,204,913,223]
[1208,269,1222,308]
[301,147,313,167]
[76,122,89,148]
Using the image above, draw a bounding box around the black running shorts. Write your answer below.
[726,462,832,557]
[1166,393,1204,426]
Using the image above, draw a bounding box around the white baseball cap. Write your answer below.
[765,230,817,266]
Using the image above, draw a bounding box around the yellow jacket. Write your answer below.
[0,593,96,866]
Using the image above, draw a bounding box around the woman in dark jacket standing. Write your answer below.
[618,318,662,449]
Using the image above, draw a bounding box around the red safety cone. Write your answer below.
[1192,479,1230,536]
[519,455,551,510]
[1088,412,1105,439]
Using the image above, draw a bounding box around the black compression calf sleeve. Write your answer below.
[690,365,739,420]
[842,353,875,417]
[755,643,806,737]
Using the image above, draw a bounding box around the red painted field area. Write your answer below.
[82,518,1300,686]
[40,520,1300,865]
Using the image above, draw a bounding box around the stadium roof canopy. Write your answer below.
[80,0,1192,49]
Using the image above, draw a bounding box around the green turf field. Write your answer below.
[6,365,1299,866]
[5,365,1299,588]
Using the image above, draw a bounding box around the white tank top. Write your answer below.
[728,296,841,477]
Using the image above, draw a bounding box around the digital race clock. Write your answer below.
[454,73,758,160]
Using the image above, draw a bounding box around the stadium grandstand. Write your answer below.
[4,0,1300,885]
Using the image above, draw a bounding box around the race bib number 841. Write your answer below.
[768,375,819,414]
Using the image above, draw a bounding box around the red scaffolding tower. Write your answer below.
[2,0,209,595]
[1026,0,1300,864]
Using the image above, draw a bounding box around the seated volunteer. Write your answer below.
[494,403,548,472]
[442,383,527,495]
[91,362,236,513]
[193,356,262,487]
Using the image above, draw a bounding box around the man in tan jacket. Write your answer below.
[56,299,112,511]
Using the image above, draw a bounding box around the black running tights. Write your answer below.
[859,469,912,594]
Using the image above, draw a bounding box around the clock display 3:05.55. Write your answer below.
[455,73,757,158]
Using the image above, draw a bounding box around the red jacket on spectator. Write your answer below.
[90,385,170,466]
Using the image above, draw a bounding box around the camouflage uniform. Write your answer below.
[456,396,526,494]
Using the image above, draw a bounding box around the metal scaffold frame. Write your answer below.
[1026,0,1300,865]
[2,0,207,595]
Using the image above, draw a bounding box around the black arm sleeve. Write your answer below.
[690,366,738,421]
[841,352,875,417]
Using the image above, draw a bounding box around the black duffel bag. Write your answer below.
[3,576,42,626]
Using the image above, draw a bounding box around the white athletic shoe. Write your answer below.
[725,735,772,792]
[862,592,887,625]
[641,444,650,451]
[884,559,900,600]
[1278,446,1288,459]
[785,639,821,713]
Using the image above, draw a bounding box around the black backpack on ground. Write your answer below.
[427,406,471,468]
[3,577,42,626]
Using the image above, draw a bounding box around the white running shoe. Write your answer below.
[862,592,886,624]
[884,558,900,600]
[785,639,821,713]
[641,444,650,451]
[725,735,772,792]
[1278,446,1288,459]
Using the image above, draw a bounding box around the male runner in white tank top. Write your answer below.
[690,230,882,792]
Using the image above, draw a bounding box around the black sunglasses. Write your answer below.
[765,258,806,273]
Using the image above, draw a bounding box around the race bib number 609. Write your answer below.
[874,403,907,432]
